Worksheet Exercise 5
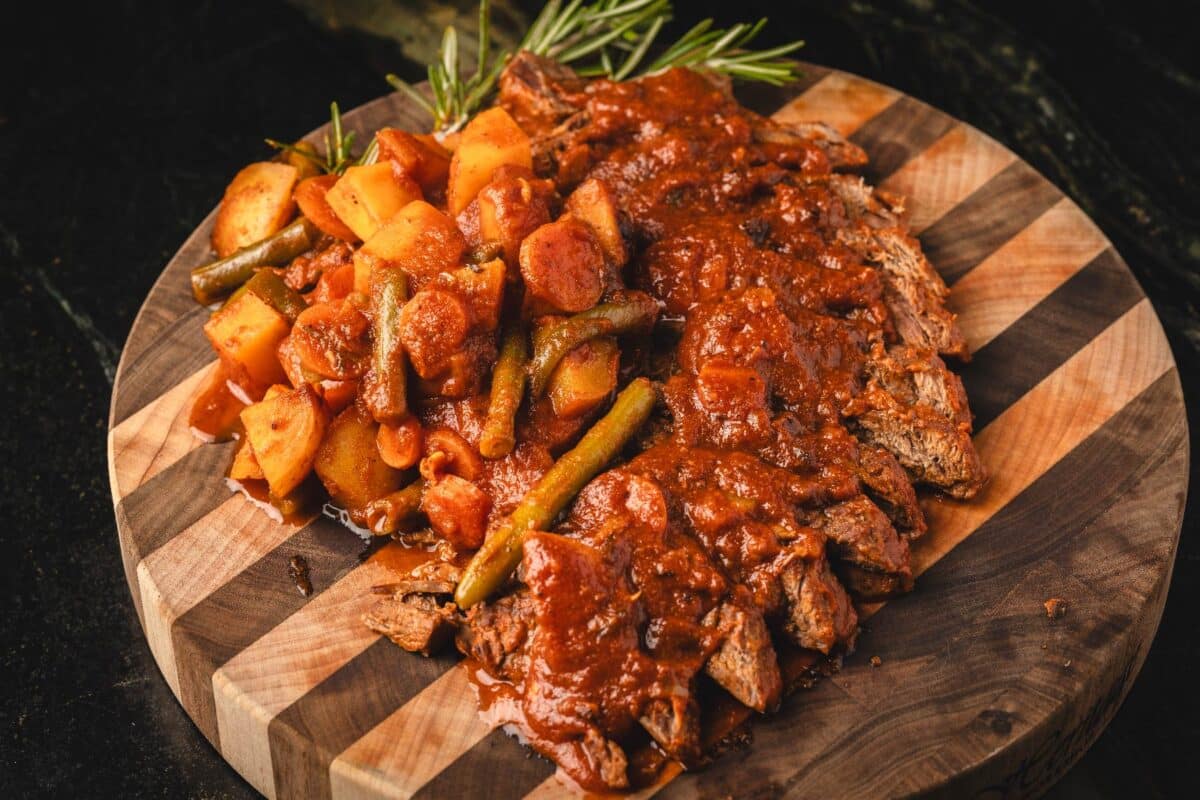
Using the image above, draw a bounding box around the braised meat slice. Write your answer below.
[833,341,986,499]
[701,597,783,713]
[780,554,859,653]
[456,591,534,682]
[855,444,927,537]
[839,226,969,359]
[363,586,458,656]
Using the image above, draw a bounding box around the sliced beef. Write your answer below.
[779,554,858,654]
[455,591,534,682]
[363,589,458,656]
[497,50,585,133]
[838,563,914,600]
[848,344,987,498]
[754,119,869,170]
[855,444,927,537]
[701,598,783,713]
[853,404,987,499]
[818,497,913,601]
[639,695,701,762]
[837,226,969,359]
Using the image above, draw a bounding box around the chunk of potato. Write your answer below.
[229,437,265,481]
[447,107,532,215]
[354,200,466,292]
[314,404,405,511]
[565,178,627,267]
[439,259,506,332]
[212,162,300,258]
[204,292,291,391]
[240,384,328,496]
[376,128,452,197]
[294,175,359,241]
[548,336,619,419]
[326,163,422,241]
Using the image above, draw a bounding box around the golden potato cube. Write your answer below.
[325,163,423,241]
[229,437,265,481]
[358,200,466,285]
[447,107,532,215]
[565,178,627,267]
[240,384,328,496]
[548,337,619,419]
[203,292,291,391]
[212,162,300,258]
[314,404,404,511]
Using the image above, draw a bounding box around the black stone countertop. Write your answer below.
[1,0,1195,796]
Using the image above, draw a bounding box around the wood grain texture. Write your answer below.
[106,64,1188,799]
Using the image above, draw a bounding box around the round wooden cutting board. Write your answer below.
[107,63,1188,799]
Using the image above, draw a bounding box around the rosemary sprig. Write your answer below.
[386,1,804,134]
[265,102,362,175]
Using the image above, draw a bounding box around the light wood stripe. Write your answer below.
[136,496,304,697]
[958,248,1142,430]
[107,361,214,501]
[922,160,1064,285]
[847,95,956,181]
[882,124,1016,234]
[950,199,1110,352]
[330,669,492,800]
[772,71,901,136]
[213,559,394,798]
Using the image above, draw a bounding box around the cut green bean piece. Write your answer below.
[233,268,307,322]
[480,323,529,460]
[191,217,318,305]
[365,268,409,424]
[454,377,656,608]
[527,292,658,398]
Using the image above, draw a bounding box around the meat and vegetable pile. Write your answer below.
[189,52,986,792]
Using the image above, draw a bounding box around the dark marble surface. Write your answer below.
[0,0,1195,796]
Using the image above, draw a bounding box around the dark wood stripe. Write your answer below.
[661,369,1185,798]
[849,95,956,182]
[269,639,457,800]
[959,248,1143,429]
[111,305,210,425]
[116,440,237,601]
[170,514,363,746]
[921,160,1063,285]
[741,63,832,117]
[411,727,556,800]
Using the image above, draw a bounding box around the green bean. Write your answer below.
[226,268,307,321]
[454,378,656,608]
[365,268,409,424]
[479,322,529,460]
[527,292,658,398]
[191,217,319,305]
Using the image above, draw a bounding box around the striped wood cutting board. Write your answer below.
[107,64,1189,799]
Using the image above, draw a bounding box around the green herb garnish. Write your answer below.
[387,0,804,133]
